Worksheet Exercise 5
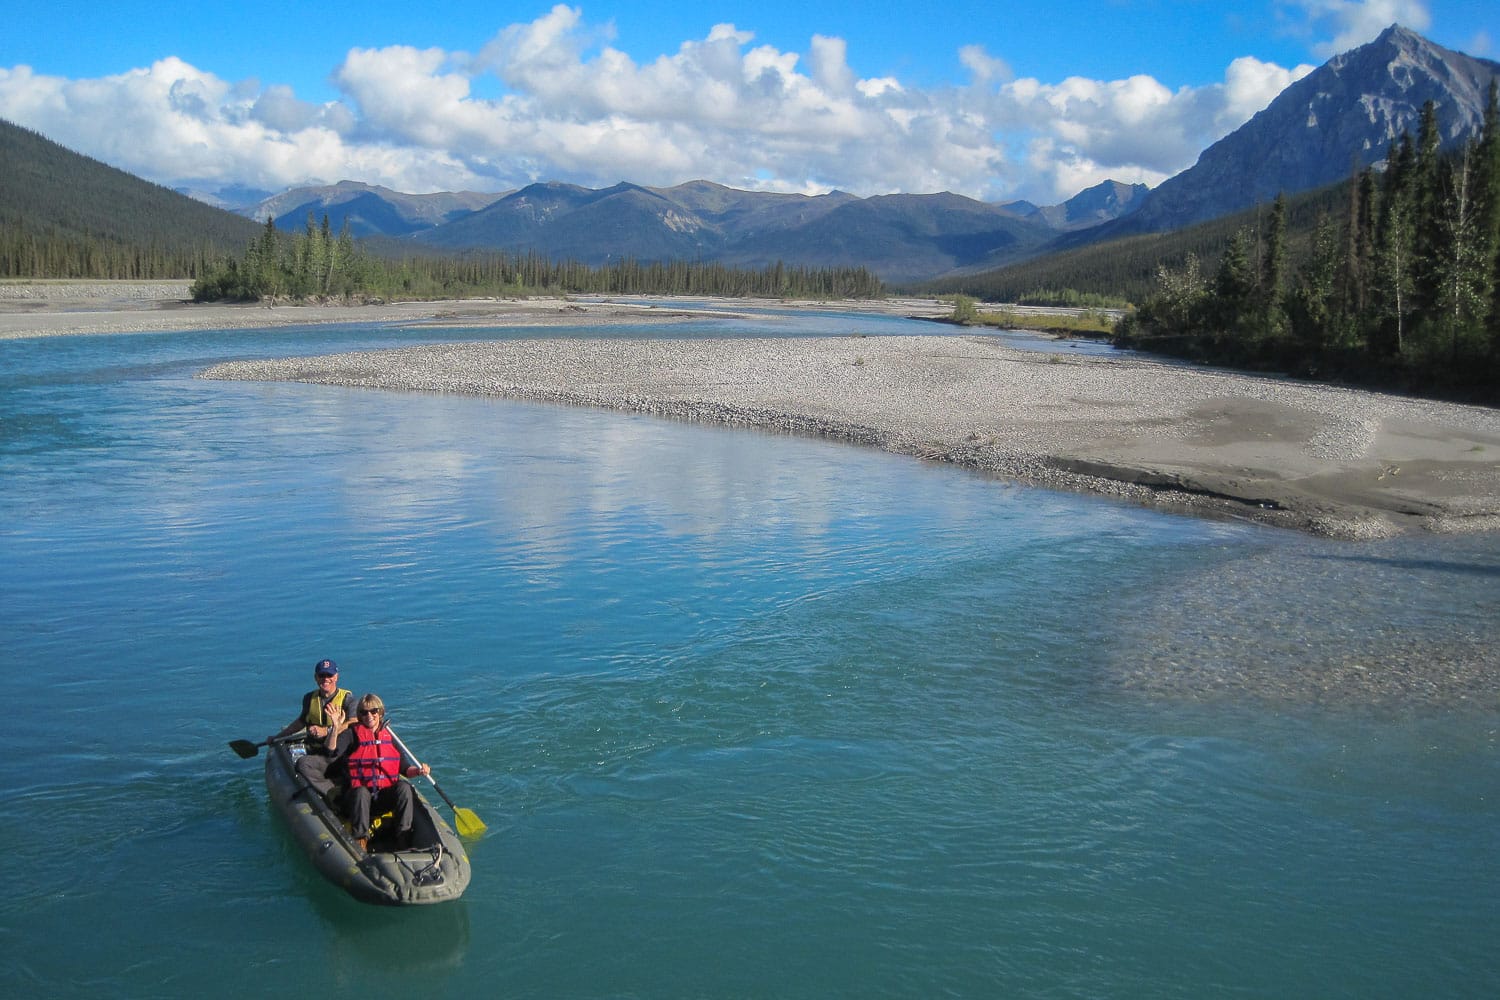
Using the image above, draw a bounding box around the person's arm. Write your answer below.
[307,691,353,741]
[323,701,347,753]
[390,730,430,779]
[305,693,338,741]
[379,722,429,779]
[330,692,356,740]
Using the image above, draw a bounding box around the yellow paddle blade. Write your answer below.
[454,807,487,838]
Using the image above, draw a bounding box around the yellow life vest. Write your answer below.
[305,687,353,727]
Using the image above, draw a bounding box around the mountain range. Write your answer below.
[228,25,1497,284]
[245,177,1148,284]
[5,24,1496,289]
[248,181,501,237]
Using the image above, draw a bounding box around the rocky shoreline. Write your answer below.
[201,334,1500,540]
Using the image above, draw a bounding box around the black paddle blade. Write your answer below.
[229,739,262,759]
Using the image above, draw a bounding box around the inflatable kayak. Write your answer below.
[264,739,471,905]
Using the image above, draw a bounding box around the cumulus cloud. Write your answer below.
[0,5,1321,204]
[1281,0,1432,57]
[967,50,1312,197]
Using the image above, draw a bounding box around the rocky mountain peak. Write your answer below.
[1118,24,1500,234]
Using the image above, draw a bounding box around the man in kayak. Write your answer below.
[270,658,355,801]
[322,692,430,852]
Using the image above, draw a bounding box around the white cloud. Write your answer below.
[1281,0,1432,57]
[250,84,326,132]
[974,52,1313,199]
[1219,56,1314,129]
[959,45,1013,85]
[0,7,1322,204]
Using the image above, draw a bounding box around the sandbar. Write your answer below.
[6,281,1497,538]
[202,335,1500,539]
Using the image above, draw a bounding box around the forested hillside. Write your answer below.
[1114,94,1500,400]
[923,182,1350,304]
[935,92,1500,401]
[0,118,262,278]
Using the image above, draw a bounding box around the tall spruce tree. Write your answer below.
[1474,80,1500,348]
[1211,228,1256,346]
[1289,214,1344,357]
[1411,100,1446,321]
[1261,193,1289,341]
[1476,83,1500,231]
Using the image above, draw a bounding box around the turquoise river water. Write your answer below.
[1,306,1497,998]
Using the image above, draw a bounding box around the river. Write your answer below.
[1,308,1496,998]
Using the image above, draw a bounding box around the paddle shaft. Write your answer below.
[385,726,461,813]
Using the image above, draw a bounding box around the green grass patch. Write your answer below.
[969,309,1117,337]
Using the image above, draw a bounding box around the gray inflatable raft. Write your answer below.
[265,740,472,905]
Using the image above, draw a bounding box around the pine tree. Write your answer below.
[1433,150,1489,365]
[1261,193,1289,341]
[1344,167,1377,324]
[1472,80,1500,350]
[318,214,334,293]
[1289,214,1344,358]
[1210,227,1256,345]
[1471,82,1500,244]
[1411,100,1447,314]
[255,216,282,298]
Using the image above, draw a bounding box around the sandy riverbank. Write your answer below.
[202,335,1500,539]
[7,281,1497,538]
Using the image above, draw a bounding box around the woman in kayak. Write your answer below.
[323,693,430,852]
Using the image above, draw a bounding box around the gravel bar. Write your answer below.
[200,334,1500,539]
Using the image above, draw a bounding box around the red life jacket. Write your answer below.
[346,724,402,791]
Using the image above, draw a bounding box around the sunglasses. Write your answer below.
[358,708,382,716]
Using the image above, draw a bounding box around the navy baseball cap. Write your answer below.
[314,659,339,676]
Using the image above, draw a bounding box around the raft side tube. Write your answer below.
[264,740,471,905]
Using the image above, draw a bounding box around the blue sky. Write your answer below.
[1,1,1495,204]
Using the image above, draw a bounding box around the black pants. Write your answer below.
[294,752,341,797]
[349,780,415,839]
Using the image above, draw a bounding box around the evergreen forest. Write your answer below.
[189,215,886,302]
[1116,88,1500,400]
[0,119,262,278]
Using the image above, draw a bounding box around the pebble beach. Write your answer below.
[6,281,1499,538]
[201,333,1500,539]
